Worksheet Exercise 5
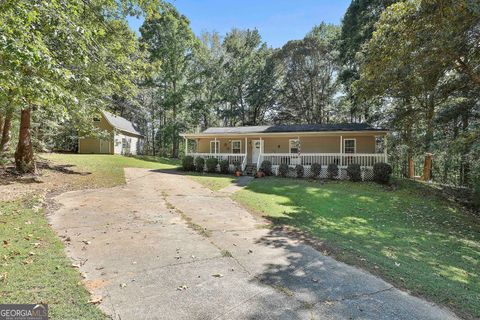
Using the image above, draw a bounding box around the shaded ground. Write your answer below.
[49,168,459,320]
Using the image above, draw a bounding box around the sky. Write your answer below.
[127,0,351,48]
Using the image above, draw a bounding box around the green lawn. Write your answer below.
[1,154,180,319]
[185,172,237,191]
[0,199,106,319]
[233,178,480,319]
[40,153,180,188]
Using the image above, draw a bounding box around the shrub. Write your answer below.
[373,162,392,184]
[310,163,321,178]
[260,160,272,176]
[182,156,195,171]
[278,163,289,177]
[327,163,339,179]
[346,164,362,182]
[206,158,219,173]
[295,164,304,178]
[232,160,241,172]
[195,157,205,172]
[219,160,230,174]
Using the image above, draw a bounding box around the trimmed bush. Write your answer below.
[182,156,195,171]
[310,163,321,178]
[195,157,205,172]
[206,158,219,173]
[233,160,241,172]
[260,160,272,176]
[295,164,304,178]
[347,164,362,182]
[327,163,339,179]
[219,160,230,174]
[373,162,392,184]
[278,163,289,177]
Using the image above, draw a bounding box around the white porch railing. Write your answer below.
[259,153,387,168]
[186,153,246,167]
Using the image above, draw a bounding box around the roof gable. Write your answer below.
[102,111,142,137]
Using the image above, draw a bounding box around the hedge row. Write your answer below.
[262,160,392,184]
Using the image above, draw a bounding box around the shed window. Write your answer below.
[231,140,241,154]
[289,139,300,154]
[344,139,356,154]
[210,140,220,153]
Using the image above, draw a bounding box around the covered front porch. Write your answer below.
[182,133,388,174]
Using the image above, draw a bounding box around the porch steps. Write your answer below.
[243,164,257,176]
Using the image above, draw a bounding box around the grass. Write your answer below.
[184,172,237,191]
[40,153,180,189]
[1,154,181,319]
[232,177,480,319]
[0,198,106,319]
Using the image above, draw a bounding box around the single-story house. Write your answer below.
[181,123,388,179]
[78,111,144,155]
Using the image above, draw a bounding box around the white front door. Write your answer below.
[251,140,263,164]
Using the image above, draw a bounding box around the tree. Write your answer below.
[338,0,399,121]
[274,23,340,124]
[140,3,198,157]
[0,0,153,171]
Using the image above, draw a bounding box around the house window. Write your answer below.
[344,139,356,154]
[231,140,241,154]
[210,140,220,153]
[289,139,300,154]
[375,136,385,153]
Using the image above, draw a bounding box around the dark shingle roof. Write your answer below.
[102,111,143,137]
[202,123,386,134]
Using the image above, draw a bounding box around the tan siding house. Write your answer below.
[78,111,143,155]
[181,123,388,179]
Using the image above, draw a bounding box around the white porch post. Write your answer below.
[384,135,388,163]
[214,137,218,154]
[340,135,343,166]
[184,137,188,156]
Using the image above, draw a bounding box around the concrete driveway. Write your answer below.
[49,168,458,320]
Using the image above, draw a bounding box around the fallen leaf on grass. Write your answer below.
[88,296,103,304]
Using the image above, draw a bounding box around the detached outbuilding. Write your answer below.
[78,111,143,155]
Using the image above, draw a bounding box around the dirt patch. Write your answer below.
[0,160,91,202]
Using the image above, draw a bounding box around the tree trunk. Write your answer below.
[171,80,178,158]
[15,108,36,173]
[0,108,13,153]
[424,98,435,152]
[0,113,4,139]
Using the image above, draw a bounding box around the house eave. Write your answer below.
[181,130,389,139]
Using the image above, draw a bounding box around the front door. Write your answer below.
[251,140,263,164]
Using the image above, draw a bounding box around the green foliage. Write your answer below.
[219,159,230,174]
[327,163,338,179]
[232,160,241,172]
[260,160,272,176]
[205,157,218,173]
[295,164,304,178]
[373,162,392,184]
[194,157,205,172]
[182,155,195,171]
[278,163,289,177]
[346,164,362,182]
[273,23,340,123]
[310,163,322,178]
